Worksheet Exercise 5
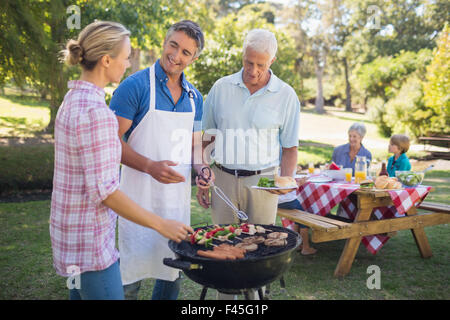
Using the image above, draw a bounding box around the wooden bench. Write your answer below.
[277,208,352,241]
[418,201,450,214]
[418,136,450,159]
[418,136,450,148]
[278,201,450,276]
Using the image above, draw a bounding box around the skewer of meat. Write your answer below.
[213,236,233,243]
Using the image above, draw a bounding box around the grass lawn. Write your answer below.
[1,182,449,300]
[0,95,50,138]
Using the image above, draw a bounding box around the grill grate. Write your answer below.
[171,224,300,261]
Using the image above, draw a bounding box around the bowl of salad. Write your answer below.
[395,171,424,188]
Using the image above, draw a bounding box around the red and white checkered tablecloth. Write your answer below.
[281,181,432,254]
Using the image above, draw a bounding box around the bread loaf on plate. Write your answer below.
[274,175,297,188]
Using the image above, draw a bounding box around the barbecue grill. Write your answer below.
[163,224,301,299]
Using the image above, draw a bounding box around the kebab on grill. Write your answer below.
[189,226,237,247]
[239,223,268,235]
[189,223,268,247]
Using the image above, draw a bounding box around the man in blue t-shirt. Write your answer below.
[109,20,211,301]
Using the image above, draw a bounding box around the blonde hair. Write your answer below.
[390,134,410,153]
[61,21,130,70]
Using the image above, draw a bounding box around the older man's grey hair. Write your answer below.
[243,29,277,60]
[348,122,367,138]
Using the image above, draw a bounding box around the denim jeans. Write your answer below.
[123,276,182,300]
[278,199,307,229]
[69,260,124,300]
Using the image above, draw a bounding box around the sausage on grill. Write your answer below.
[197,244,246,260]
[216,244,245,259]
[197,249,229,260]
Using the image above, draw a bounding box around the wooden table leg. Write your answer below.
[334,198,374,277]
[405,206,433,258]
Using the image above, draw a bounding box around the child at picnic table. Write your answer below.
[387,134,412,177]
[50,21,193,300]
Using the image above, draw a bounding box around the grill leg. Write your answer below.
[280,276,286,289]
[200,287,208,300]
[257,288,265,300]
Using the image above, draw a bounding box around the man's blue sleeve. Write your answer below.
[109,75,141,121]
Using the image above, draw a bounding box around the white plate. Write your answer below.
[251,186,297,191]
[307,177,333,183]
[323,170,346,180]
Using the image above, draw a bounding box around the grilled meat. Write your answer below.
[242,236,265,244]
[267,232,288,240]
[264,238,287,246]
[235,242,258,252]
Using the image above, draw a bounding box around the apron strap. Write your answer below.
[187,86,196,115]
[150,63,196,115]
[149,65,156,112]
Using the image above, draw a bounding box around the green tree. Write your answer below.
[359,49,432,137]
[0,0,181,133]
[420,24,450,136]
[0,0,74,132]
[188,3,300,96]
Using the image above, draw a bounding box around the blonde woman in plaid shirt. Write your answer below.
[51,21,193,300]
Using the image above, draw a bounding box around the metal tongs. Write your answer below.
[198,167,249,222]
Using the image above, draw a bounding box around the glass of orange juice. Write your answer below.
[355,171,367,184]
[308,162,314,174]
[344,168,352,182]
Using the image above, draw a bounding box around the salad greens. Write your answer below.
[396,172,423,187]
[257,177,276,188]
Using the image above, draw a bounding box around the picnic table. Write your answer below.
[278,179,450,277]
[418,135,450,159]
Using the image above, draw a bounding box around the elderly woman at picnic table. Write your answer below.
[331,122,372,173]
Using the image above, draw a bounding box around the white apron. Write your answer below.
[118,64,195,284]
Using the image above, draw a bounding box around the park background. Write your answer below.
[0,0,449,299]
